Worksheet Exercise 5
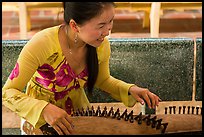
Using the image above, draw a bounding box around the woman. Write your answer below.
[2,2,161,135]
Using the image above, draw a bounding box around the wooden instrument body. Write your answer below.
[22,106,202,135]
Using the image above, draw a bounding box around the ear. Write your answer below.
[69,19,79,32]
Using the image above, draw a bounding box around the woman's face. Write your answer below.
[77,5,115,47]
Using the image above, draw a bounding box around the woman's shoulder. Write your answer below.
[25,25,60,50]
[97,37,110,51]
[97,37,111,63]
[101,37,110,47]
[30,25,60,41]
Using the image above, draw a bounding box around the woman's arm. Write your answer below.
[2,34,49,128]
[95,38,161,108]
[95,38,137,107]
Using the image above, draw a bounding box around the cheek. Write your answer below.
[79,29,103,47]
[79,26,102,40]
[90,31,101,38]
[84,31,101,41]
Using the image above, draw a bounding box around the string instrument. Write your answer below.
[22,105,202,135]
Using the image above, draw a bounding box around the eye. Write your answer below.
[99,25,104,29]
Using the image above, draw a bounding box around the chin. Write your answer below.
[88,41,102,48]
[90,44,101,48]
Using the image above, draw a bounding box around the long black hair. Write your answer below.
[63,2,114,94]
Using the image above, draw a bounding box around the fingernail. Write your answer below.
[48,125,52,128]
[71,124,75,128]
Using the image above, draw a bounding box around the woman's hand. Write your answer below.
[129,85,161,109]
[42,103,75,135]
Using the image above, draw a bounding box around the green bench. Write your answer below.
[2,37,202,109]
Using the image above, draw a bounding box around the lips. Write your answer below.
[97,37,104,41]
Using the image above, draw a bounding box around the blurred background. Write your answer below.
[2,2,202,40]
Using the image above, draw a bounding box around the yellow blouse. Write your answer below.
[2,25,136,128]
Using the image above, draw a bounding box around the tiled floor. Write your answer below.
[2,8,202,40]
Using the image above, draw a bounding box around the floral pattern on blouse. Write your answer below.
[35,58,88,114]
[9,62,19,80]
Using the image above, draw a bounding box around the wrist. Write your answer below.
[42,103,50,117]
[128,85,137,95]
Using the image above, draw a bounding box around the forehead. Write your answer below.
[83,6,115,26]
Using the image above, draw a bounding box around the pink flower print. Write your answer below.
[77,66,88,79]
[65,97,73,115]
[55,63,73,87]
[54,89,70,100]
[9,62,19,80]
[35,77,56,92]
[37,64,55,80]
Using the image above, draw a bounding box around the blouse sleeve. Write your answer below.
[95,38,137,107]
[2,33,49,128]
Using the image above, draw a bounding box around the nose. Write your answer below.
[102,30,110,37]
[102,24,113,37]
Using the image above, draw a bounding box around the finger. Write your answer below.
[65,115,75,130]
[152,93,162,106]
[62,117,74,134]
[138,98,145,106]
[52,124,64,135]
[148,93,156,109]
[155,97,159,106]
[143,93,152,109]
[65,115,74,127]
[57,121,71,135]
[131,93,145,105]
[155,96,161,106]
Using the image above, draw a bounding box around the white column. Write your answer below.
[18,2,28,39]
[150,2,161,38]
